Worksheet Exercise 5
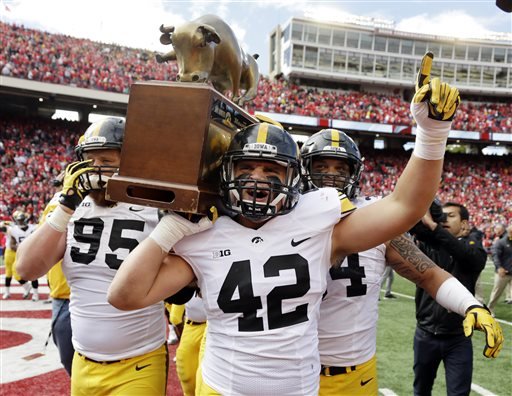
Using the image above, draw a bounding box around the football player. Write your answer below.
[16,117,168,394]
[108,54,499,395]
[3,210,38,301]
[300,128,504,396]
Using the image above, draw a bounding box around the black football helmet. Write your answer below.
[220,122,301,220]
[74,117,125,190]
[301,128,363,199]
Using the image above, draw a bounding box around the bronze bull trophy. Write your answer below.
[106,81,258,214]
[155,14,259,106]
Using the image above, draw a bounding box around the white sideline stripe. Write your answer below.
[380,289,414,300]
[471,383,497,396]
[380,289,512,327]
[495,318,512,326]
[379,388,398,396]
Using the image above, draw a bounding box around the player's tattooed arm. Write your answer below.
[385,233,437,285]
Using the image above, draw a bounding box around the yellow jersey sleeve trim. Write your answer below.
[338,191,356,217]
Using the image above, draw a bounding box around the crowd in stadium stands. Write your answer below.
[2,22,511,134]
[1,117,510,251]
[0,117,80,221]
[0,22,178,93]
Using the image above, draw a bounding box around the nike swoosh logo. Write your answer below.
[129,206,144,212]
[135,364,152,371]
[291,237,311,247]
[361,378,374,386]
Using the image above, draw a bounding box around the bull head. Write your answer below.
[197,25,221,47]
[159,24,175,45]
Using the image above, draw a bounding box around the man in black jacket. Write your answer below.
[412,202,487,396]
[488,224,512,313]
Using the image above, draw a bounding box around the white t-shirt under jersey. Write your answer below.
[174,187,354,396]
[318,196,387,367]
[62,198,166,361]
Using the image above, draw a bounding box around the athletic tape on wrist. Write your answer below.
[46,205,73,233]
[413,126,448,160]
[411,102,451,160]
[149,215,186,253]
[435,277,481,316]
[149,213,212,253]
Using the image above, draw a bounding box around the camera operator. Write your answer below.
[410,201,487,396]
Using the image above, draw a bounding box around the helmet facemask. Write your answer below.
[305,153,362,198]
[221,155,301,221]
[76,164,118,192]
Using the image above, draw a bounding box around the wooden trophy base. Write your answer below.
[106,81,257,214]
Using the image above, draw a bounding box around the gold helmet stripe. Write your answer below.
[256,123,269,143]
[330,129,340,147]
[91,122,102,137]
[86,120,104,137]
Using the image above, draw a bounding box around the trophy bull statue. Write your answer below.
[155,14,259,105]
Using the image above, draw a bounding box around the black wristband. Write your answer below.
[59,190,83,211]
[465,304,490,315]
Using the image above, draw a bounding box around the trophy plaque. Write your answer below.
[106,81,258,214]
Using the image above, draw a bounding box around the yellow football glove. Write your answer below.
[208,205,219,223]
[59,160,95,210]
[463,305,504,358]
[412,52,460,121]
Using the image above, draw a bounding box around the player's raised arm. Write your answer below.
[332,53,460,258]
[385,234,504,359]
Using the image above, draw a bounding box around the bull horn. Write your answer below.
[159,24,175,34]
[253,53,259,60]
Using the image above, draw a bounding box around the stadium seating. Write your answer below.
[1,22,511,134]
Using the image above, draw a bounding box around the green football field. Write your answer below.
[376,260,512,396]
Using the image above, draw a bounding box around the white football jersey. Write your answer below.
[185,294,207,323]
[62,197,166,361]
[9,223,37,247]
[318,196,387,366]
[174,188,352,396]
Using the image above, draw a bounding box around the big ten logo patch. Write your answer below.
[213,249,231,259]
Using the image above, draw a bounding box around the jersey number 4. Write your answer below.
[71,217,145,270]
[329,253,367,297]
[217,254,310,332]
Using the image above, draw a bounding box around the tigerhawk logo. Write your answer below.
[251,236,264,244]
